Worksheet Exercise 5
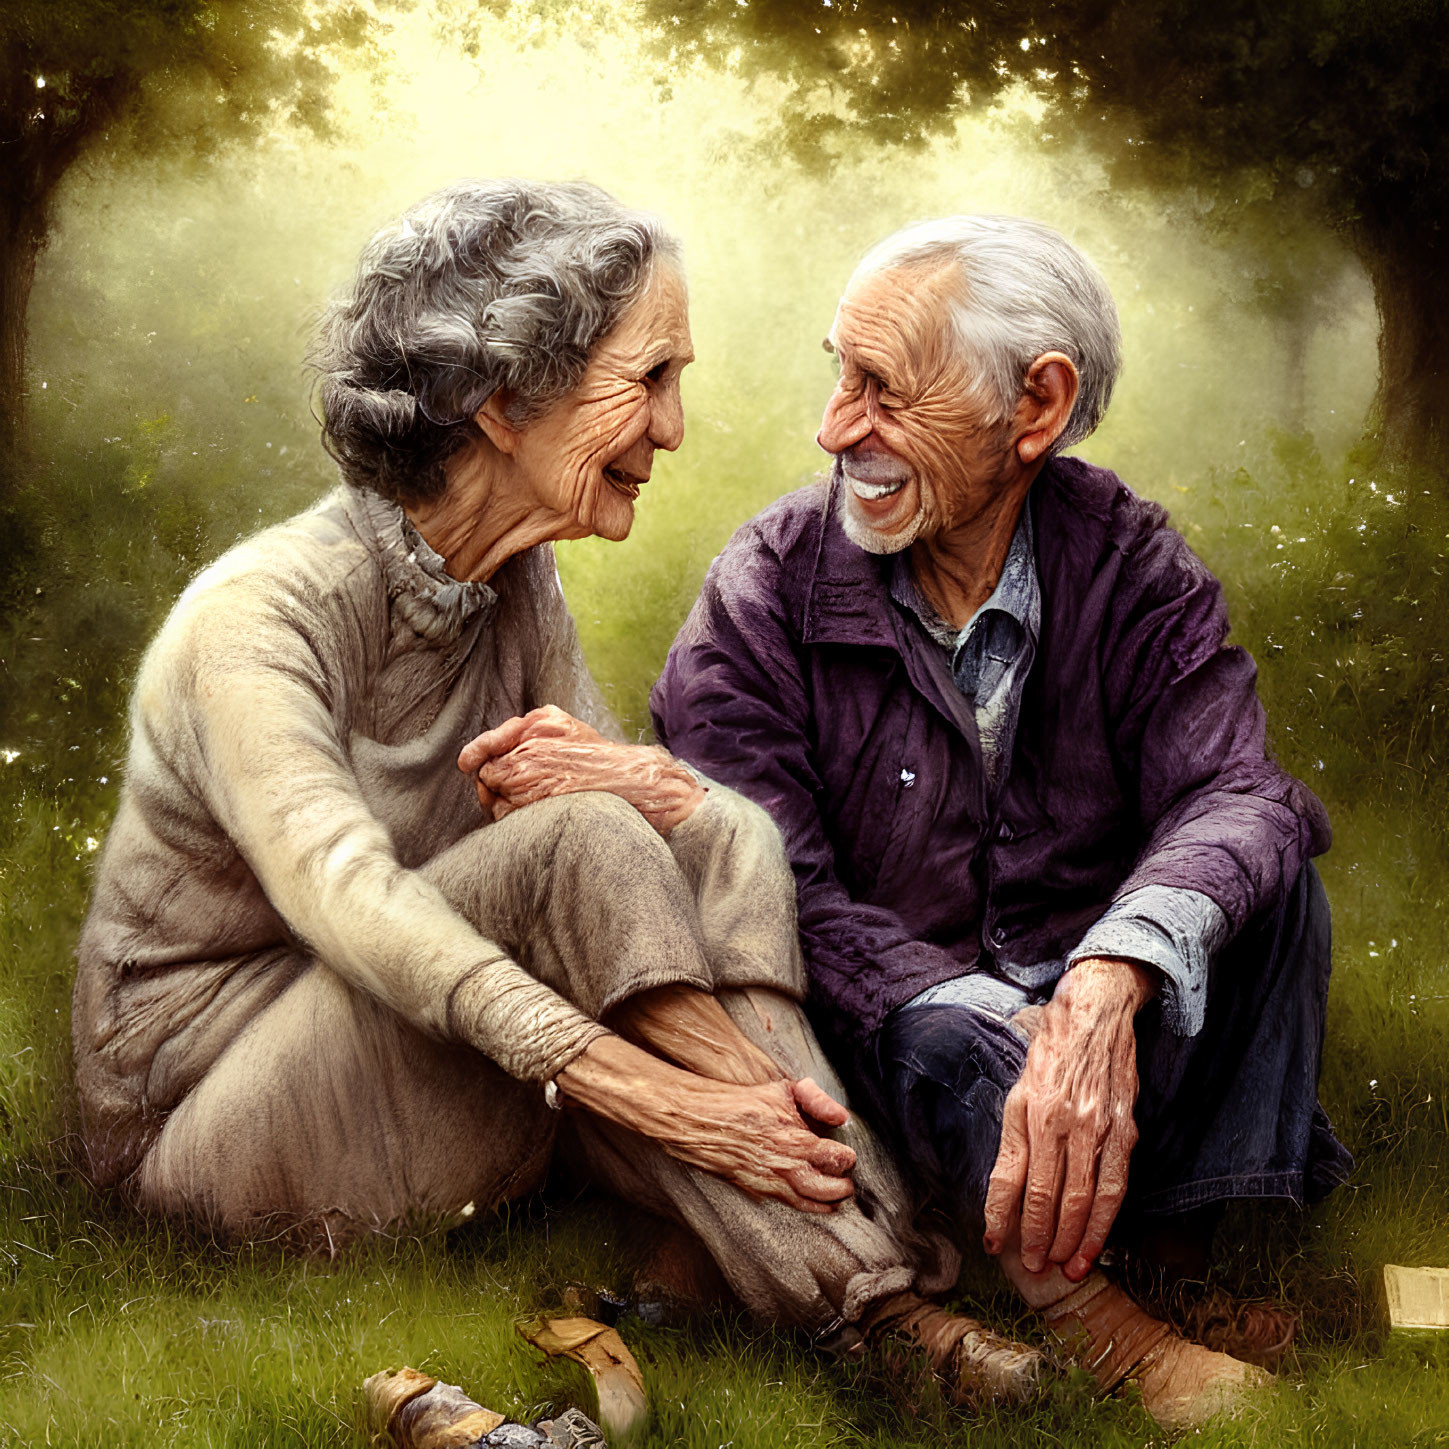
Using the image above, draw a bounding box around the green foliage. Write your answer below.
[600,0,1449,460]
[625,0,1449,231]
[0,0,391,201]
[1185,433,1449,798]
[0,0,406,478]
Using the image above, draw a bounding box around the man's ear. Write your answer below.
[474,391,523,455]
[1014,353,1080,465]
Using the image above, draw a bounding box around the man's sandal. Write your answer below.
[1039,1272,1270,1428]
[862,1291,1049,1408]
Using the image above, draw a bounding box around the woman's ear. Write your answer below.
[1014,353,1080,465]
[474,391,523,455]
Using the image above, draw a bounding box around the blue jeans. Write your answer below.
[864,865,1352,1236]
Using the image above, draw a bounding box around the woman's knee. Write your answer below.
[671,786,793,885]
[541,788,662,840]
[532,791,683,900]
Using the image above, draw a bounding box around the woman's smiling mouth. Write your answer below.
[605,465,647,499]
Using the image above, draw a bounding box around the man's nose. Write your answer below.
[817,382,871,455]
[649,379,685,452]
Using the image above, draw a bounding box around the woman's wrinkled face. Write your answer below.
[513,264,694,543]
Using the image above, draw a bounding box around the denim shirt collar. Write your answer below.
[888,496,1040,686]
[801,471,1043,665]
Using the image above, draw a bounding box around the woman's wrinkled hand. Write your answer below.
[457,705,706,835]
[557,1036,857,1213]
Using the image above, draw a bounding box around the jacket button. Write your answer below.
[899,768,916,788]
[996,820,1014,842]
[990,925,1008,948]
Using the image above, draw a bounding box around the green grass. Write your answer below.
[3,430,1449,1445]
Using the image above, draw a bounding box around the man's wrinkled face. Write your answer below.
[514,263,693,543]
[818,263,1015,554]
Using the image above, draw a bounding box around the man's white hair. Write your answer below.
[853,215,1122,452]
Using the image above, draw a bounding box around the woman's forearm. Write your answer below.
[608,984,781,1086]
[554,1033,858,1212]
[555,1032,694,1137]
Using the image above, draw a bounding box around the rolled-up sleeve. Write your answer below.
[1068,885,1230,1036]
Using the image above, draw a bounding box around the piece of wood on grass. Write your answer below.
[1384,1265,1449,1330]
[517,1315,648,1441]
[363,1366,506,1447]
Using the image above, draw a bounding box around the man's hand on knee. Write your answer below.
[982,957,1156,1281]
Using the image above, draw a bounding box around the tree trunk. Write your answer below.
[0,55,130,503]
[1272,302,1312,437]
[1356,216,1449,472]
[0,191,44,486]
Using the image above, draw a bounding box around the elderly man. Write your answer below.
[651,216,1351,1424]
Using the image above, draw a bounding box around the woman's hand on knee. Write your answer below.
[558,1037,856,1213]
[661,1074,857,1214]
[460,706,605,818]
[459,705,606,774]
[459,707,706,835]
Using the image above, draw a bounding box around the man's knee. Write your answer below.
[873,1003,1028,1222]
[879,1003,1027,1099]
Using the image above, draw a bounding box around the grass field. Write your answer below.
[3,421,1448,1447]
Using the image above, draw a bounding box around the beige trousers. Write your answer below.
[136,790,952,1330]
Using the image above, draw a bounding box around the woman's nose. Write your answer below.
[650,379,685,452]
[817,383,870,454]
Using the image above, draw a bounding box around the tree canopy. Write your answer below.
[0,0,389,475]
[632,0,1449,465]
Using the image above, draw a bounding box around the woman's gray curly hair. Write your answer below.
[313,179,682,504]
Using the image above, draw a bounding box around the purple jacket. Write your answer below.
[651,457,1330,1061]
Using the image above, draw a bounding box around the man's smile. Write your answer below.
[848,476,907,502]
[840,448,912,504]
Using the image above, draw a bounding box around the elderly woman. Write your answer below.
[70,179,1036,1395]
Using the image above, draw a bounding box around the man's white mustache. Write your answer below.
[835,450,913,490]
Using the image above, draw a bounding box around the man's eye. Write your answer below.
[645,361,669,384]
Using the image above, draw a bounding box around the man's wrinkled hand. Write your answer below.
[982,957,1156,1282]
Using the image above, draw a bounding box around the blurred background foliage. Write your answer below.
[1,2,1447,1444]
